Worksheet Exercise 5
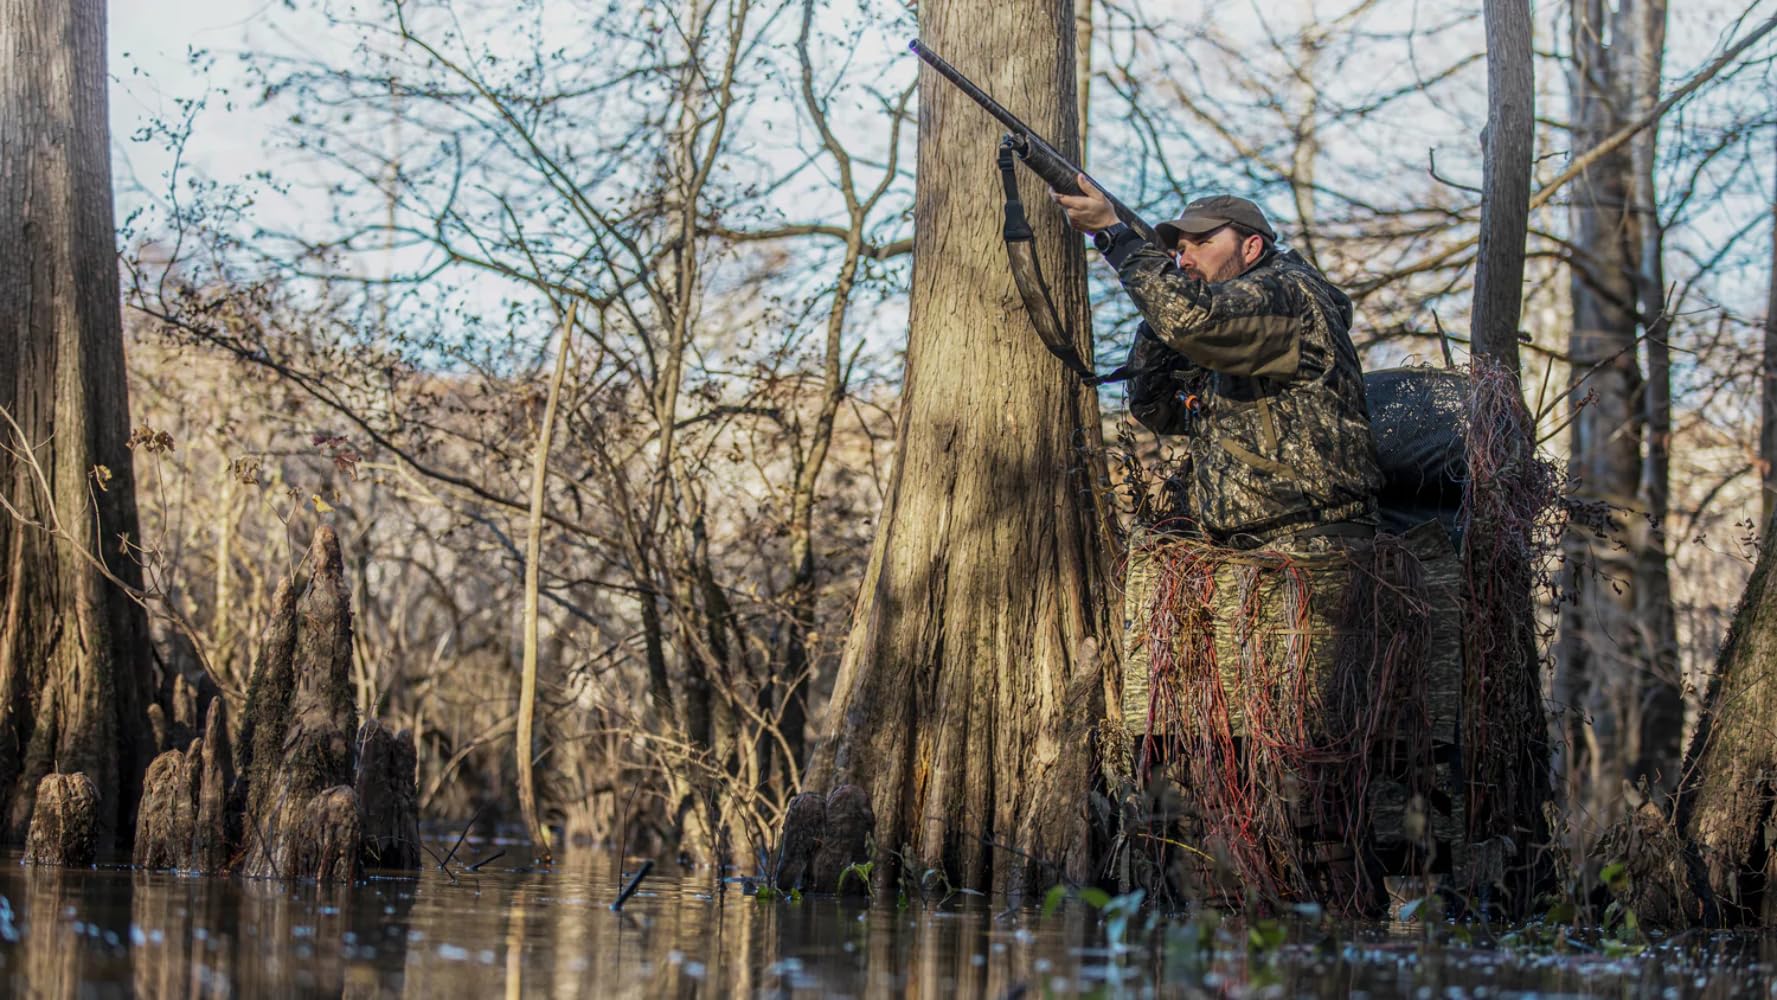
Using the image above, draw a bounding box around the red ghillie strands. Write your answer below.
[1124,359,1562,911]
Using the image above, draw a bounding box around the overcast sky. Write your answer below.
[109,1,336,223]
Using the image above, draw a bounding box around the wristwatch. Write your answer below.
[1092,222,1131,254]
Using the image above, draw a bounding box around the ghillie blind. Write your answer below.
[1109,360,1562,915]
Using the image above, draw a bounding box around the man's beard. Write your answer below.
[1181,255,1246,283]
[1205,255,1246,283]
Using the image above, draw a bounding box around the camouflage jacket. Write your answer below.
[1106,238,1382,544]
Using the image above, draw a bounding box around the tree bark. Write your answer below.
[806,0,1113,897]
[1075,0,1092,166]
[1472,0,1534,371]
[1455,3,1557,910]
[133,699,232,871]
[0,0,154,850]
[1761,130,1777,536]
[1554,0,1681,836]
[1625,0,1682,798]
[355,719,420,869]
[241,526,363,880]
[1678,503,1777,926]
[517,302,575,864]
[22,772,98,865]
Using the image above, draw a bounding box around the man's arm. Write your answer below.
[1099,231,1302,379]
[1059,175,1303,379]
[1125,324,1199,435]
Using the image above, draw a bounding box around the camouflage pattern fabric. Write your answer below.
[1116,247,1383,544]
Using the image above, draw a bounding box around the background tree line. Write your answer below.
[6,0,1777,904]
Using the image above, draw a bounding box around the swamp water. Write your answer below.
[0,846,1772,998]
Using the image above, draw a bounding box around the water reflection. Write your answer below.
[0,847,1774,997]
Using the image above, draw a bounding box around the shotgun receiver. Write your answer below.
[909,39,1159,247]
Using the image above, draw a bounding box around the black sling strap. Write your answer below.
[996,137,1129,387]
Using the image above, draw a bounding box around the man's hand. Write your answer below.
[1049,173,1118,233]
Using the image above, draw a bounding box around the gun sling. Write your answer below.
[996,138,1128,387]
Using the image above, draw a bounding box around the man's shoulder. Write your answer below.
[1261,249,1333,286]
[1261,250,1352,319]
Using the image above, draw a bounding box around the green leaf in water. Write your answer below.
[1247,919,1286,953]
[836,861,875,898]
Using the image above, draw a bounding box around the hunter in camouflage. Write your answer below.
[1053,185,1382,545]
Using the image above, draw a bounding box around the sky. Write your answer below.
[109,0,1777,189]
[110,1,294,215]
[107,0,1777,359]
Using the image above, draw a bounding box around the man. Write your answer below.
[1054,182,1404,913]
[1052,179,1381,548]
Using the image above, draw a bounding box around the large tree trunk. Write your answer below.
[806,0,1113,897]
[1678,504,1777,926]
[1554,0,1682,837]
[0,0,154,849]
[1696,128,1777,927]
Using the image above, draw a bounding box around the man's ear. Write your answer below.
[1242,235,1265,266]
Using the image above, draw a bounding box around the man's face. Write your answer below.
[1173,224,1257,283]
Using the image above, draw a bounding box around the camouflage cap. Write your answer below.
[1156,195,1277,247]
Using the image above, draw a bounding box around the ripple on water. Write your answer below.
[2,849,1776,997]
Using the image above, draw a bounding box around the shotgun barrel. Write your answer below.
[909,39,1159,247]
